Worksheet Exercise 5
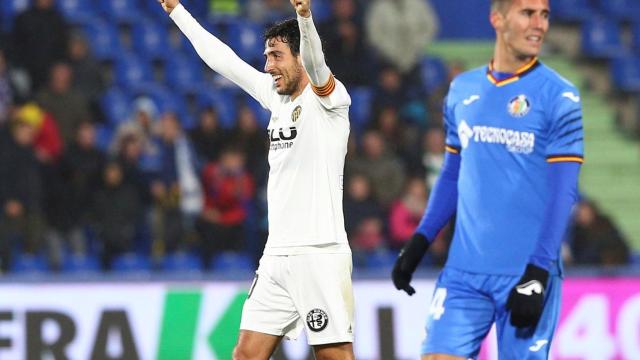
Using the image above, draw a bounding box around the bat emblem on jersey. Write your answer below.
[291,105,302,122]
[561,92,580,103]
[462,95,480,105]
[515,280,543,296]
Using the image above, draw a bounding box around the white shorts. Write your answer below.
[239,253,354,345]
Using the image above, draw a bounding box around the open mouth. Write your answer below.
[526,35,542,44]
[273,74,283,86]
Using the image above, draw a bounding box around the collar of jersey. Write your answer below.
[486,57,539,87]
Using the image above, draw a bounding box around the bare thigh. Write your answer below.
[422,354,467,360]
[233,330,282,360]
[313,342,355,360]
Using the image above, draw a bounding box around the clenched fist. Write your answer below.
[158,0,179,14]
[290,0,311,18]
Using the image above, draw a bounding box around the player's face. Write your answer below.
[494,0,549,59]
[264,37,304,95]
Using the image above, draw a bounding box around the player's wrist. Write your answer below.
[522,263,549,286]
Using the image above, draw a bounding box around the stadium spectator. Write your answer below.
[35,62,90,145]
[365,0,439,75]
[67,32,105,120]
[343,174,386,252]
[14,102,63,164]
[320,0,372,87]
[0,112,46,271]
[45,120,105,269]
[0,50,16,125]
[246,0,290,24]
[197,146,254,267]
[150,112,202,255]
[227,105,269,187]
[189,107,226,163]
[91,161,143,270]
[372,104,422,174]
[11,0,69,92]
[421,126,445,188]
[347,129,406,208]
[388,177,427,250]
[570,199,630,266]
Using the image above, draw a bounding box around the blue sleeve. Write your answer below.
[415,151,460,241]
[528,162,581,270]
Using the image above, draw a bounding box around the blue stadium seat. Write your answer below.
[632,22,640,53]
[210,252,253,272]
[99,0,143,24]
[226,19,265,64]
[310,1,332,23]
[56,0,96,24]
[94,123,115,152]
[100,87,132,126]
[10,253,49,273]
[349,87,373,133]
[83,20,122,61]
[132,20,170,61]
[197,87,238,128]
[111,253,152,272]
[161,252,203,272]
[0,0,29,32]
[164,54,205,93]
[610,55,640,92]
[243,95,271,128]
[595,0,640,22]
[550,0,597,23]
[62,254,100,273]
[581,18,626,59]
[114,53,155,91]
[420,57,449,94]
[365,249,398,270]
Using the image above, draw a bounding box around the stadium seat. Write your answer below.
[161,252,203,272]
[197,87,238,128]
[83,20,122,61]
[111,253,152,272]
[310,1,332,23]
[210,252,253,272]
[631,22,640,53]
[349,87,373,133]
[99,0,143,24]
[100,87,132,126]
[56,0,96,25]
[132,20,170,62]
[581,18,626,59]
[0,0,30,32]
[243,95,271,128]
[164,54,205,93]
[365,249,398,269]
[594,0,640,22]
[10,253,49,273]
[610,55,640,93]
[226,19,265,64]
[62,254,100,273]
[94,123,115,152]
[114,53,155,91]
[550,0,597,23]
[420,56,449,94]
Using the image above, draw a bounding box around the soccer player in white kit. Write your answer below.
[158,0,354,359]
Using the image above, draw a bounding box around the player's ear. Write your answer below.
[490,10,504,30]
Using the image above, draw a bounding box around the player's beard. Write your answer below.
[277,64,304,96]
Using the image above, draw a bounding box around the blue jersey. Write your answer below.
[444,59,584,275]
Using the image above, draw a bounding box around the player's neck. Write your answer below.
[492,47,536,73]
[290,76,310,101]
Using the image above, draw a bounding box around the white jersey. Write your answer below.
[170,5,351,255]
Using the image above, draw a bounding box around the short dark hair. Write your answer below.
[491,0,512,13]
[264,19,300,56]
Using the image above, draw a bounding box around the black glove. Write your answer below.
[391,233,429,296]
[506,264,549,328]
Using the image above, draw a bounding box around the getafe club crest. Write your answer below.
[507,94,530,118]
[291,105,302,122]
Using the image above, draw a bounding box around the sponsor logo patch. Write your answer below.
[306,308,329,332]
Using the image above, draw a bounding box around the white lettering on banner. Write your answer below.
[617,295,640,359]
[555,295,616,360]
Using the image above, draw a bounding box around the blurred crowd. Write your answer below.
[0,0,630,273]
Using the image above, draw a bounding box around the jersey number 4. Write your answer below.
[429,288,447,320]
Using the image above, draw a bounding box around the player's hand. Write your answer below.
[391,233,429,296]
[158,0,179,14]
[506,264,549,328]
[290,0,311,18]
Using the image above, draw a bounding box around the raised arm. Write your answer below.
[159,0,272,108]
[291,0,333,92]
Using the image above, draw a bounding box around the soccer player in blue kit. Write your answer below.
[392,0,584,359]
